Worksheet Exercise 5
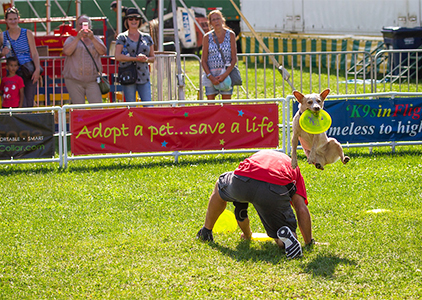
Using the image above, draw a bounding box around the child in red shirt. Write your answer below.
[1,56,25,108]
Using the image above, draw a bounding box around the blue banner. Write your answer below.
[293,97,422,143]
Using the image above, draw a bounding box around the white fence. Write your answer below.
[2,48,420,108]
[2,92,422,168]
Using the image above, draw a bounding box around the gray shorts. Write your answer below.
[205,85,233,96]
[217,171,297,238]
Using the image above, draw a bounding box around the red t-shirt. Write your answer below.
[234,150,308,204]
[1,75,25,108]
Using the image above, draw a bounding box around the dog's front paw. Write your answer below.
[343,156,350,164]
[291,159,298,169]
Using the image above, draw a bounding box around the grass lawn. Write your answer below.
[0,145,421,299]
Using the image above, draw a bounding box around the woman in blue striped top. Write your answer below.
[0,7,41,107]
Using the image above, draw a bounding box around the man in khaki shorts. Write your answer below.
[197,150,314,259]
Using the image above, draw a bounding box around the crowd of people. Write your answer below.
[0,6,239,107]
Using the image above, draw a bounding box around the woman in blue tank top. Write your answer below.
[0,7,41,107]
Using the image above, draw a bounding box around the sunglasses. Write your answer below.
[127,17,140,21]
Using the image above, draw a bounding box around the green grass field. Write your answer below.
[1,145,421,299]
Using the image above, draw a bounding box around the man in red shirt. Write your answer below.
[197,150,313,259]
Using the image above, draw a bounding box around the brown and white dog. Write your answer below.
[291,88,350,170]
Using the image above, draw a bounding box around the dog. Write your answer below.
[291,88,350,170]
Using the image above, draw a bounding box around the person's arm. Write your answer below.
[201,33,219,85]
[62,32,82,56]
[26,30,41,83]
[147,45,155,63]
[238,217,252,240]
[19,87,24,108]
[89,33,107,55]
[226,30,237,74]
[115,44,137,62]
[234,202,252,239]
[290,193,313,245]
[0,33,5,57]
[136,44,155,64]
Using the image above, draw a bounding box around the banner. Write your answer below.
[70,104,279,155]
[0,113,55,160]
[293,97,422,143]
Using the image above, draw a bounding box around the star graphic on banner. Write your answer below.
[238,110,244,117]
[100,144,105,149]
[220,139,225,145]
[161,141,168,147]
[128,111,134,117]
[184,112,189,117]
[77,116,84,122]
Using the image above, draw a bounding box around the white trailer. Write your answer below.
[240,0,421,37]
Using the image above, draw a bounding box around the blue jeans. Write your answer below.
[122,81,152,104]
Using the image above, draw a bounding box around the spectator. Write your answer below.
[0,56,24,108]
[115,7,155,104]
[197,150,314,259]
[0,6,41,107]
[62,15,107,104]
[110,1,128,34]
[201,10,238,100]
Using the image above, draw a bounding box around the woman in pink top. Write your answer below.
[62,15,107,104]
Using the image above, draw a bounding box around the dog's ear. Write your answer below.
[293,90,305,102]
[320,88,331,100]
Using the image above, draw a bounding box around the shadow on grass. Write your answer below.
[302,253,356,278]
[208,239,286,264]
[1,145,420,175]
[0,153,249,175]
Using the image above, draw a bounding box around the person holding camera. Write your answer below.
[62,15,107,104]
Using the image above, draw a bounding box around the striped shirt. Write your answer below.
[3,28,32,65]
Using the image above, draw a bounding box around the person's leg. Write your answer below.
[205,86,217,100]
[85,81,103,104]
[65,78,87,105]
[203,182,227,230]
[137,82,152,106]
[221,88,233,100]
[22,77,37,107]
[137,82,151,101]
[290,193,313,245]
[122,84,137,102]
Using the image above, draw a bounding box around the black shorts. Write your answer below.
[217,171,297,238]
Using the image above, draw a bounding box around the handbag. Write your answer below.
[7,32,44,80]
[212,31,242,86]
[81,40,110,95]
[118,63,137,85]
[117,35,142,85]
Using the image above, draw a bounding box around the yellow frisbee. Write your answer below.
[299,109,332,134]
[213,209,238,233]
[251,233,273,242]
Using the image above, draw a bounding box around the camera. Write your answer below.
[82,22,89,32]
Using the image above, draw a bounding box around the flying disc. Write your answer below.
[299,109,332,134]
[213,209,237,233]
[251,233,273,242]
